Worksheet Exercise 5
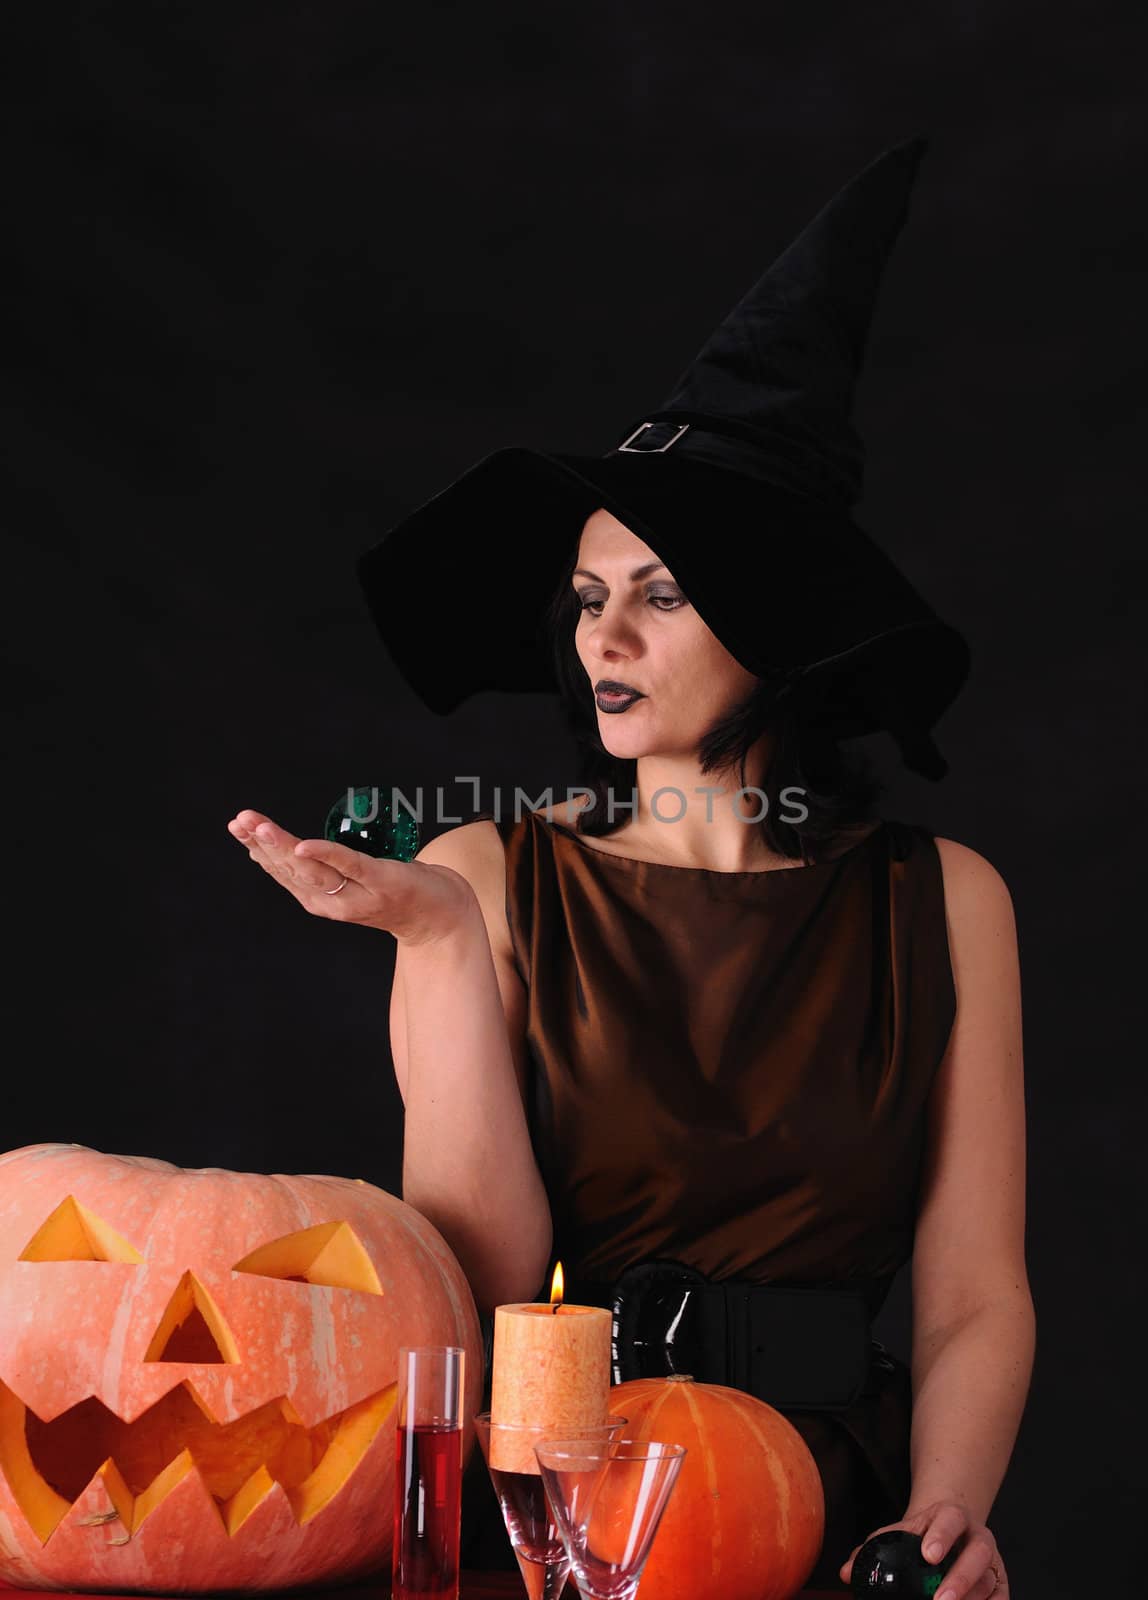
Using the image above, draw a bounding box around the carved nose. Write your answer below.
[144,1271,238,1363]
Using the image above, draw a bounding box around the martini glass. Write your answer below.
[533,1438,686,1600]
[474,1413,626,1600]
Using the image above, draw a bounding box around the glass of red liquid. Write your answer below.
[393,1345,465,1600]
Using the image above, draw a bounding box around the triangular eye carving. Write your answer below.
[233,1221,383,1295]
[18,1196,143,1263]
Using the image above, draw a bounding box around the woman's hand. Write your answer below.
[838,1501,1008,1597]
[227,809,478,946]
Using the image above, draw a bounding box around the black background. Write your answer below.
[5,3,1144,1593]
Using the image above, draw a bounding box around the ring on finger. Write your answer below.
[325,876,349,895]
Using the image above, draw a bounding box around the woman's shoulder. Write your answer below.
[922,834,1021,1041]
[930,833,1016,935]
[929,832,1013,900]
[880,820,1015,936]
[423,795,570,870]
[411,814,521,965]
[890,825,1016,965]
[414,813,505,872]
[884,818,1009,883]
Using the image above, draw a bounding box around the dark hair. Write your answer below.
[543,541,885,862]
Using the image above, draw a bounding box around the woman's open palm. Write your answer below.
[226,810,477,945]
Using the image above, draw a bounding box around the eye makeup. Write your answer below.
[573,583,687,614]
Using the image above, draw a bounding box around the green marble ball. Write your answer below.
[850,1530,957,1596]
[323,787,420,862]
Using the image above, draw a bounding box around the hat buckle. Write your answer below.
[616,420,690,453]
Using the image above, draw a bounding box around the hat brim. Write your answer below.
[356,445,969,750]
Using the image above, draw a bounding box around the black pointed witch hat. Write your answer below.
[355,134,970,779]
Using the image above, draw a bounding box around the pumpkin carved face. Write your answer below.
[0,1144,482,1593]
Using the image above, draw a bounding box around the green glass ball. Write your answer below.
[850,1530,956,1596]
[323,787,420,862]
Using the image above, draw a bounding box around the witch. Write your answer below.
[227,136,1031,1595]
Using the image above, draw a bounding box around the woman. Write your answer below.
[227,138,1033,1595]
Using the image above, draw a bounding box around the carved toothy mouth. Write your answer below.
[0,1378,395,1543]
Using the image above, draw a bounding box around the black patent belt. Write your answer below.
[565,1259,895,1413]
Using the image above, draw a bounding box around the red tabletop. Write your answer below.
[0,1568,844,1593]
[1,1577,841,1597]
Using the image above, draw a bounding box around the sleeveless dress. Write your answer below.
[460,807,956,1588]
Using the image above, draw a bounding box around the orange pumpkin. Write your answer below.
[0,1143,483,1593]
[611,1374,824,1600]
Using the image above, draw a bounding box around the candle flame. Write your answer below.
[549,1261,564,1308]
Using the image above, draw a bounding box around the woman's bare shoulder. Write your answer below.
[933,835,1012,897]
[410,819,516,962]
[415,817,506,884]
[417,793,588,880]
[932,836,1017,956]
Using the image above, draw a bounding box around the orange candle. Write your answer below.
[490,1263,612,1472]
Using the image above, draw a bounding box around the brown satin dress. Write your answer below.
[461,807,956,1589]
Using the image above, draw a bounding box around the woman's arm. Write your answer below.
[906,838,1036,1522]
[391,822,553,1317]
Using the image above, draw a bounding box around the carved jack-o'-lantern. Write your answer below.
[0,1144,483,1593]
